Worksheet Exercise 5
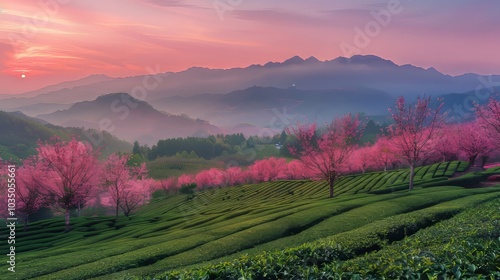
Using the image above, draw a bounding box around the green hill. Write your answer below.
[0,111,132,161]
[1,162,499,279]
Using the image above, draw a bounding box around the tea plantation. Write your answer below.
[1,161,499,279]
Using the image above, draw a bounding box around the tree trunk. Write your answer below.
[469,155,477,166]
[77,202,81,217]
[114,193,121,218]
[23,218,29,232]
[327,173,337,198]
[65,208,71,232]
[480,156,489,168]
[409,164,415,191]
[328,180,334,198]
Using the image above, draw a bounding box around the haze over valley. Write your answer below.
[1,55,499,145]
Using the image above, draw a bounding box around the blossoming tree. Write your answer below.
[388,96,443,190]
[36,137,101,231]
[101,154,148,218]
[287,114,362,198]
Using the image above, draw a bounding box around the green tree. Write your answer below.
[132,141,141,155]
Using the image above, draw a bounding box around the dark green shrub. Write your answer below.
[179,183,197,195]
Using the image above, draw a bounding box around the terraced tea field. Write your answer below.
[1,161,499,280]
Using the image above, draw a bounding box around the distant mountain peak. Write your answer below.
[426,67,440,73]
[262,55,320,68]
[96,92,132,100]
[349,55,396,66]
[63,74,113,84]
[305,56,320,63]
[94,92,155,110]
[331,55,396,67]
[85,74,112,79]
[350,54,383,60]
[282,55,305,65]
[186,66,211,72]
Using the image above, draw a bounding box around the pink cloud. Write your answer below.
[0,0,499,94]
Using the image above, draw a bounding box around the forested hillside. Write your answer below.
[0,111,131,161]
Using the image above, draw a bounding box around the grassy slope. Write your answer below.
[1,161,498,280]
[154,194,500,279]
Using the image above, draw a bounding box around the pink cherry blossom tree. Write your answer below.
[120,179,154,217]
[389,96,443,190]
[249,157,288,182]
[351,146,375,174]
[476,97,500,146]
[429,125,459,163]
[222,166,244,186]
[372,137,400,171]
[287,114,362,198]
[195,168,224,189]
[177,174,193,188]
[156,178,178,194]
[36,137,101,231]
[101,154,148,218]
[286,160,314,180]
[16,158,49,230]
[455,121,496,166]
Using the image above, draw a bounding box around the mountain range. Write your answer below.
[1,55,498,114]
[1,54,499,146]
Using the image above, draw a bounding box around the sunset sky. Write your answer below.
[1,0,499,94]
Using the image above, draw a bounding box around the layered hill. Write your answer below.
[37,93,220,145]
